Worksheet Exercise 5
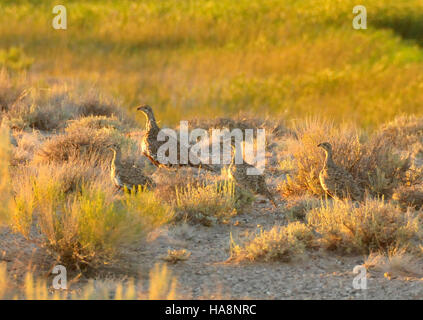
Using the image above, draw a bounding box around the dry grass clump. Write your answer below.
[392,185,423,210]
[33,127,125,165]
[279,119,410,199]
[307,198,419,254]
[9,163,106,239]
[0,262,178,300]
[230,222,315,262]
[0,69,25,111]
[6,101,73,131]
[161,249,191,264]
[75,90,123,120]
[364,248,423,278]
[3,84,80,131]
[1,76,133,131]
[65,115,129,132]
[186,112,287,138]
[153,168,209,203]
[10,130,43,165]
[11,177,172,268]
[174,180,237,226]
[0,124,12,225]
[8,160,172,268]
[377,115,423,153]
[285,195,322,221]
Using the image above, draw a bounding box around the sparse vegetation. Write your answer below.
[365,248,423,278]
[279,119,411,199]
[0,262,178,300]
[162,249,191,264]
[392,185,423,210]
[34,127,122,164]
[285,195,322,222]
[0,124,12,225]
[230,222,315,262]
[174,180,237,226]
[8,160,173,268]
[2,0,423,300]
[307,198,419,253]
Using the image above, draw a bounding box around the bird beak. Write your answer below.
[137,106,144,111]
[317,143,322,147]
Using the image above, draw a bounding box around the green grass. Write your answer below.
[1,0,423,128]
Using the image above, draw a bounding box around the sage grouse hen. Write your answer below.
[137,104,218,172]
[317,142,362,201]
[109,146,155,191]
[228,145,277,208]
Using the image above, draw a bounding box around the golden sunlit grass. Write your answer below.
[3,0,423,300]
[162,249,191,264]
[174,179,237,226]
[0,262,177,300]
[0,124,12,225]
[279,119,411,198]
[364,247,422,278]
[2,1,423,126]
[307,198,419,253]
[392,185,423,210]
[9,161,173,268]
[229,222,315,262]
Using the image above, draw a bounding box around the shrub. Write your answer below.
[2,81,134,131]
[75,90,121,118]
[377,115,423,153]
[65,115,129,132]
[56,187,170,267]
[10,130,43,165]
[279,119,410,198]
[0,262,178,300]
[364,247,422,278]
[307,198,419,253]
[174,179,237,226]
[229,222,315,262]
[9,163,172,267]
[0,124,12,225]
[285,195,322,221]
[33,127,125,164]
[9,163,108,237]
[392,185,423,210]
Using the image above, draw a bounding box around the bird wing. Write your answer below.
[118,166,154,188]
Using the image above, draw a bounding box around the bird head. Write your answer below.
[136,104,154,118]
[317,142,332,152]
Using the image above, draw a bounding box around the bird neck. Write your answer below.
[323,149,335,168]
[111,149,121,170]
[145,112,159,132]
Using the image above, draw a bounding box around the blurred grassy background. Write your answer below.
[1,0,423,128]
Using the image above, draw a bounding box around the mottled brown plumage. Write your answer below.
[110,147,155,191]
[228,145,277,207]
[318,142,362,201]
[137,104,218,173]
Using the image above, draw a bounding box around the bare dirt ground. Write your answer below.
[134,202,423,300]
